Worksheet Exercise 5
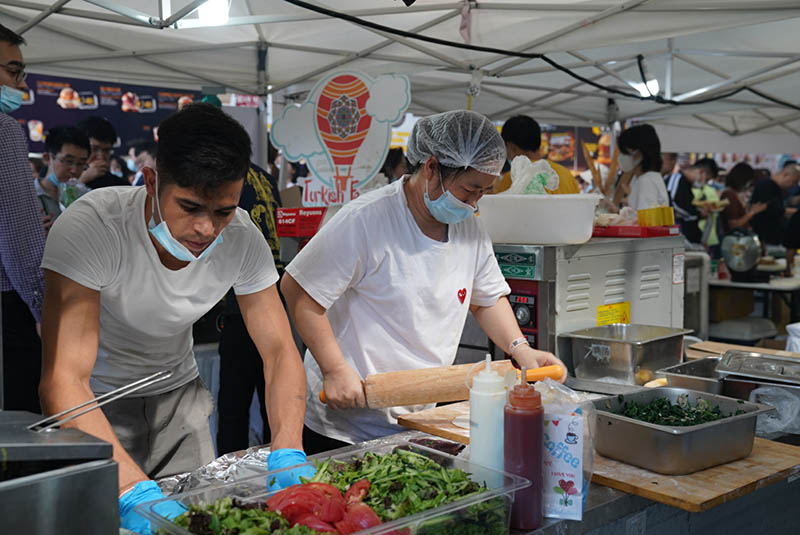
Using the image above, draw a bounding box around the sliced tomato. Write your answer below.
[334,518,357,534]
[340,501,382,533]
[344,479,371,504]
[267,483,347,525]
[294,513,339,533]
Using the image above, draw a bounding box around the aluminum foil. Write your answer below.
[155,432,470,496]
[157,445,272,496]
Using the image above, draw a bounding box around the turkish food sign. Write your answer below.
[270,71,411,207]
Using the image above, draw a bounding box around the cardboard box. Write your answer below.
[756,338,787,351]
[709,288,754,322]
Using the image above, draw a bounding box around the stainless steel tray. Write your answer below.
[660,358,723,394]
[717,350,800,386]
[592,387,774,475]
[562,324,692,385]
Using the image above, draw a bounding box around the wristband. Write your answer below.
[508,337,530,355]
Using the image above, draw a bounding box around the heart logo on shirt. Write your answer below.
[457,288,467,304]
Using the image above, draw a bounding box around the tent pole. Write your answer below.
[480,0,650,75]
[81,0,156,25]
[737,111,800,136]
[267,9,460,95]
[481,86,601,123]
[691,114,734,136]
[0,6,257,94]
[15,0,72,35]
[567,50,642,93]
[754,109,800,137]
[26,41,257,65]
[490,60,637,118]
[163,0,209,27]
[493,49,669,78]
[674,53,730,81]
[2,0,154,26]
[677,48,800,59]
[665,38,674,100]
[175,3,462,29]
[674,55,800,101]
[257,41,269,171]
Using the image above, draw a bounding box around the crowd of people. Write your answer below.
[660,152,800,271]
[2,18,798,533]
[610,123,799,273]
[2,21,570,533]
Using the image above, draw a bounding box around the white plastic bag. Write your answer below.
[786,323,800,353]
[749,386,800,438]
[504,156,560,195]
[534,378,596,521]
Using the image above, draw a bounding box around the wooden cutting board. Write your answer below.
[398,402,800,513]
[397,401,471,444]
[593,438,800,512]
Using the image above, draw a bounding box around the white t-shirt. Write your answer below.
[42,186,278,396]
[627,170,669,211]
[286,179,510,444]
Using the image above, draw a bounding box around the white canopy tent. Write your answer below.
[2,0,800,152]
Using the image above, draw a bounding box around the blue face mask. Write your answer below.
[423,172,477,224]
[0,85,24,114]
[127,159,138,172]
[148,173,223,262]
[47,172,60,187]
[110,169,123,178]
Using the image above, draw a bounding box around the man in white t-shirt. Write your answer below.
[39,104,309,533]
[281,110,567,453]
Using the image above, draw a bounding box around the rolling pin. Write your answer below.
[319,360,563,409]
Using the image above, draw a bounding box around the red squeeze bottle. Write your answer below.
[504,368,544,531]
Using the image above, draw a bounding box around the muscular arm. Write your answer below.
[237,284,307,450]
[280,273,365,409]
[39,270,148,494]
[471,298,567,381]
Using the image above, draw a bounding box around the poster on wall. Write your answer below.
[10,73,199,153]
[270,71,411,207]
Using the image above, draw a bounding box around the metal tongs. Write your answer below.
[28,370,172,432]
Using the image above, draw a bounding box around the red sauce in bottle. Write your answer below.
[504,381,543,531]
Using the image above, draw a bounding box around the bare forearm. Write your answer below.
[471,297,522,353]
[282,275,348,376]
[39,376,148,493]
[263,349,307,450]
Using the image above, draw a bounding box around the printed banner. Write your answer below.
[10,73,199,153]
[270,71,411,207]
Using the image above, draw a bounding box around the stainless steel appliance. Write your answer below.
[0,410,118,534]
[459,237,686,368]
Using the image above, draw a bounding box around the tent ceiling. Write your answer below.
[2,0,800,138]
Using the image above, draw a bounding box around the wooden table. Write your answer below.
[398,400,800,513]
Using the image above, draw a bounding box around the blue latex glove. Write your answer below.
[267,448,316,490]
[119,480,187,535]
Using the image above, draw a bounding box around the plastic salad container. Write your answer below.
[137,439,530,535]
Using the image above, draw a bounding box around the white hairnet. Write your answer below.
[406,110,506,176]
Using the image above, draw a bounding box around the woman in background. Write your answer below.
[617,124,669,211]
[720,162,767,235]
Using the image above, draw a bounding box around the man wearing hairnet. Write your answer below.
[282,110,567,453]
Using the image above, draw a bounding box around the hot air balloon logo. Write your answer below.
[315,75,372,193]
[270,70,410,207]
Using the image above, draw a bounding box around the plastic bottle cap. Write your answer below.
[507,383,541,410]
[471,354,505,393]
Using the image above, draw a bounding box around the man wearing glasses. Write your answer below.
[77,116,129,189]
[36,126,90,223]
[0,23,46,413]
